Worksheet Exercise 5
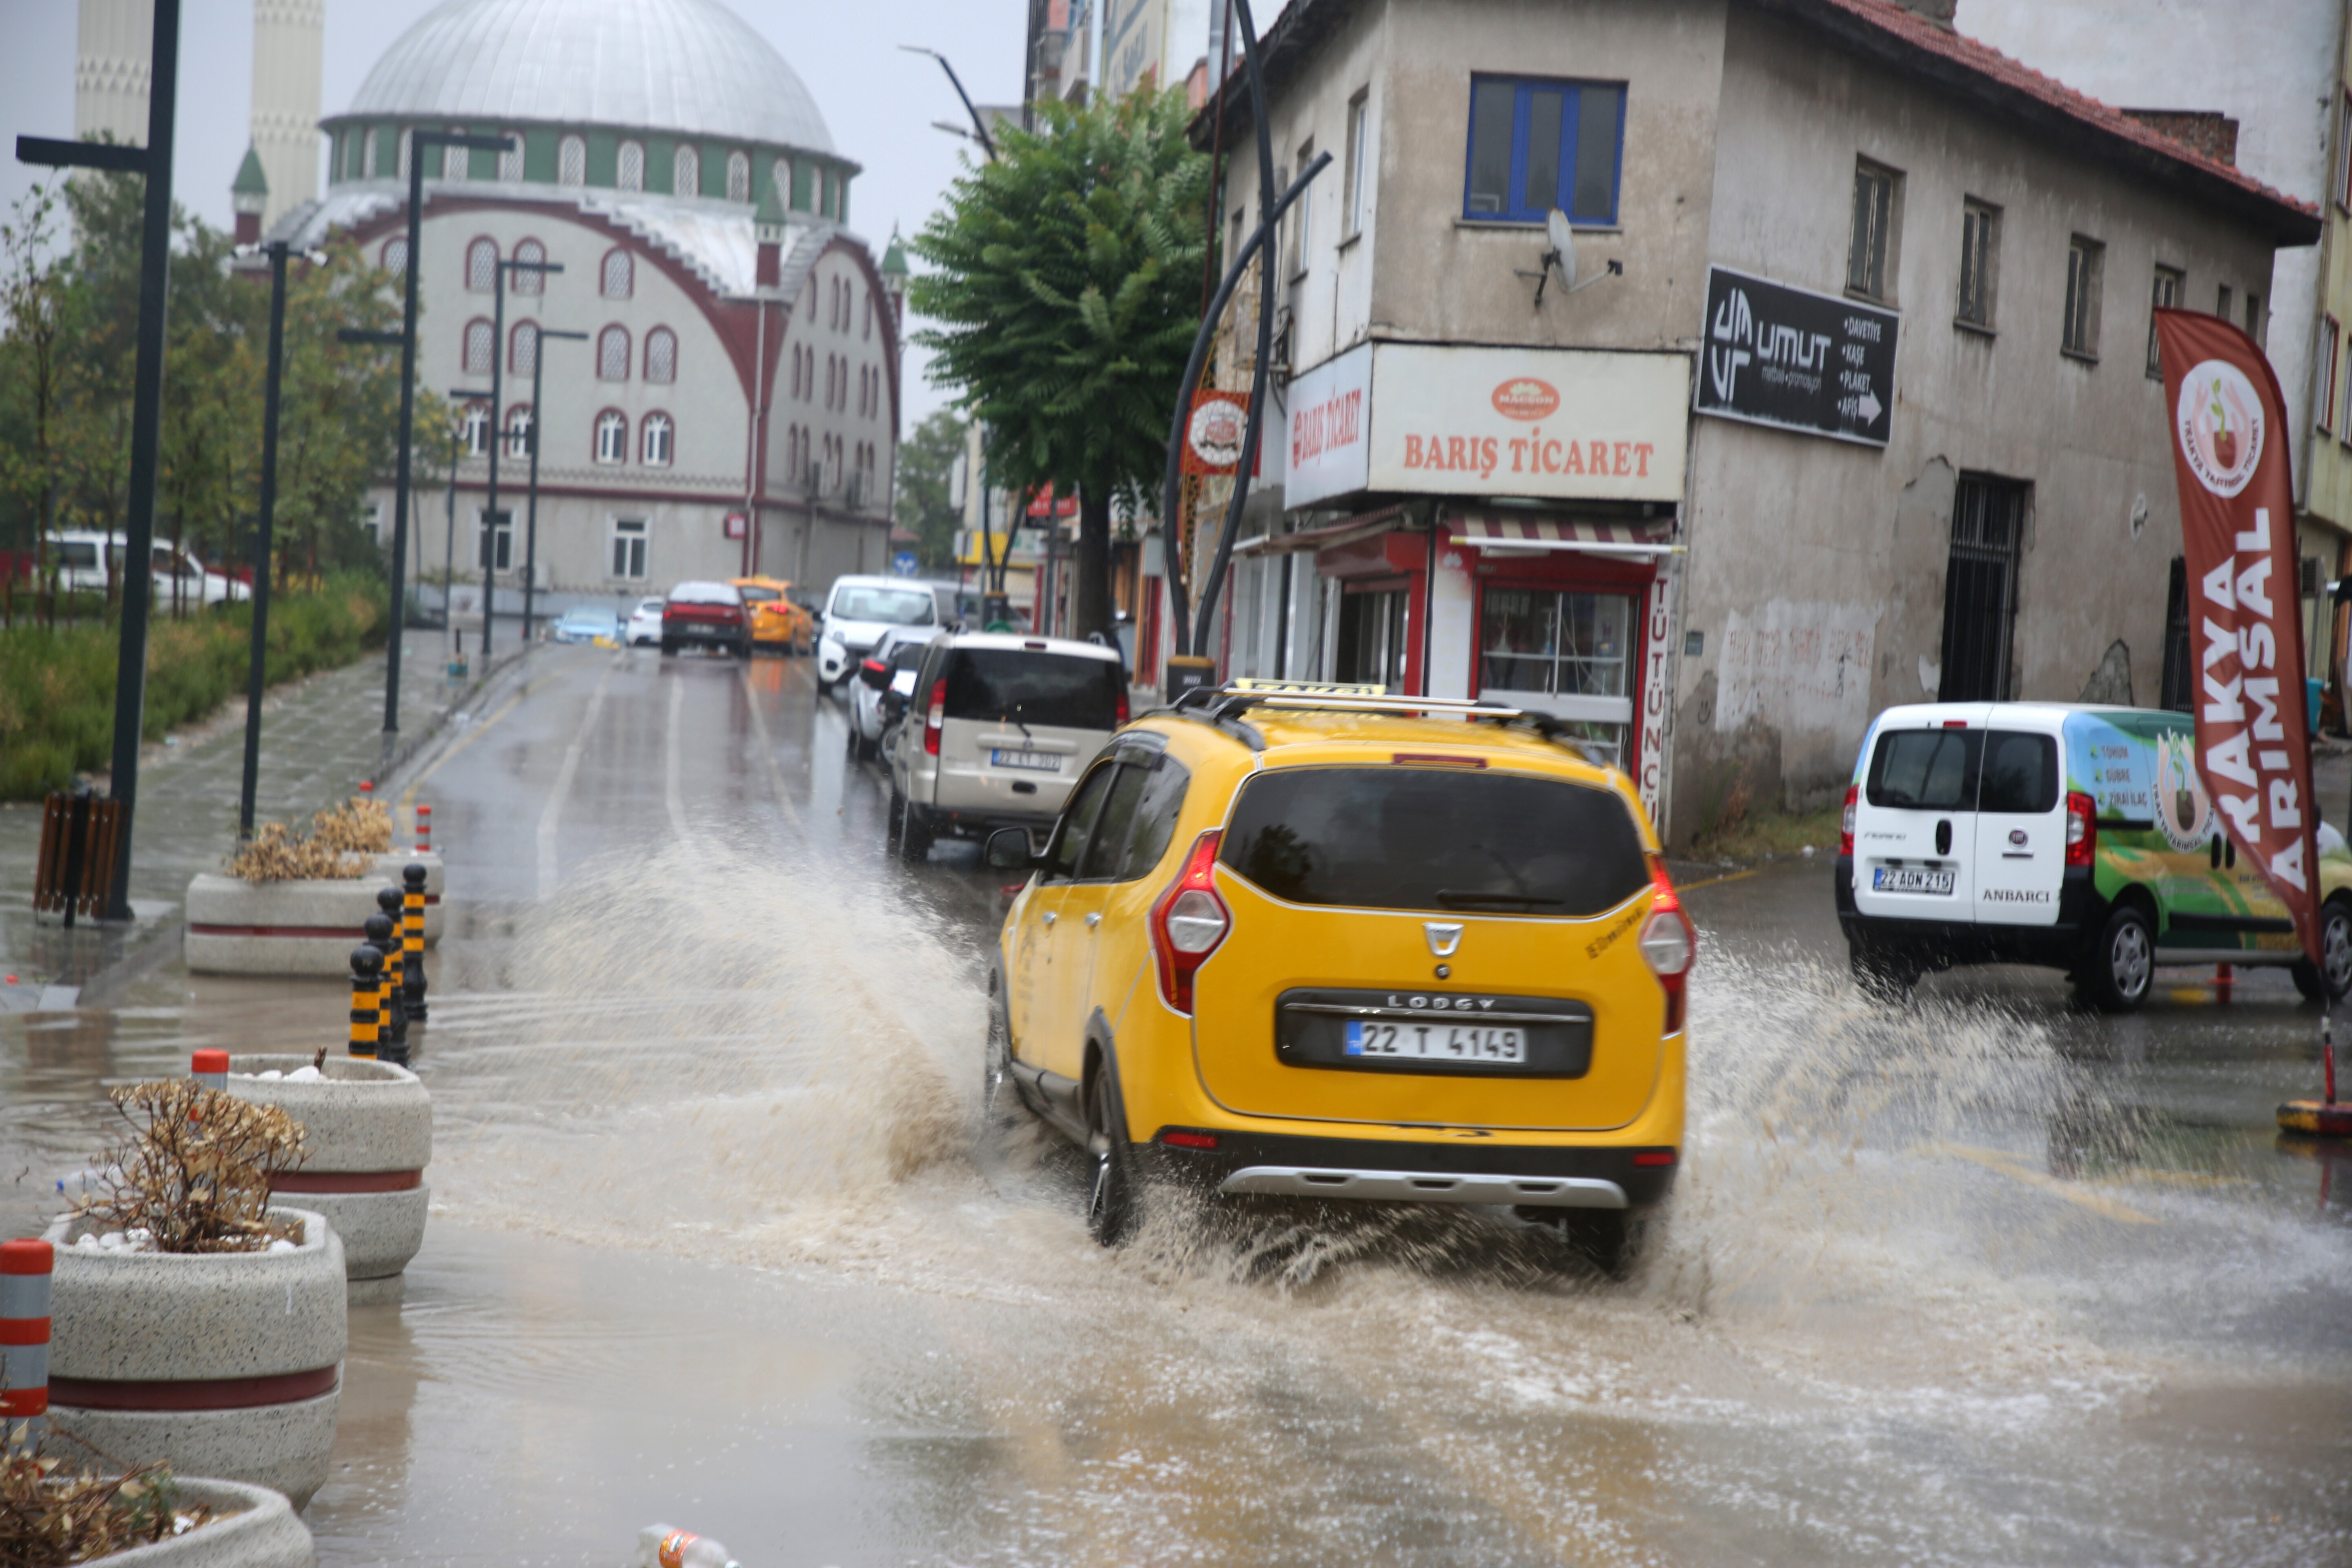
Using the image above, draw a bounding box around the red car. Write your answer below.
[660,580,751,658]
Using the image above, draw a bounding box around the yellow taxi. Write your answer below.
[731,576,814,654]
[982,684,1692,1272]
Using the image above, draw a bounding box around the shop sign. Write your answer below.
[1284,342,1689,509]
[1693,266,1898,446]
[1182,391,1249,475]
[1638,572,1674,827]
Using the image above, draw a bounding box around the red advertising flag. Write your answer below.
[2154,307,2320,967]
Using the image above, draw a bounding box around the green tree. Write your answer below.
[909,87,1208,639]
[893,406,969,571]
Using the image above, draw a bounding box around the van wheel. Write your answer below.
[884,784,905,850]
[895,791,932,864]
[2292,899,2352,1002]
[2080,903,2156,1012]
[1849,941,1919,1002]
[1084,1069,1141,1247]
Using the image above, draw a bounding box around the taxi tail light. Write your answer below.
[1638,863,1696,1034]
[1159,1129,1219,1150]
[923,677,947,756]
[1150,830,1227,1016]
[2065,791,2096,868]
[1840,784,1858,857]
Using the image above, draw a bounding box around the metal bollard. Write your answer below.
[374,889,409,1064]
[192,1049,229,1091]
[1,1239,53,1456]
[402,862,429,1022]
[415,803,432,852]
[348,944,384,1059]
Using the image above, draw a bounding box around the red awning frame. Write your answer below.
[1444,511,1682,557]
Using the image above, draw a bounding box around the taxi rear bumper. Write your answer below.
[1147,1128,1677,1209]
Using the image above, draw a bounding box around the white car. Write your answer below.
[818,576,940,690]
[45,530,247,606]
[626,595,664,646]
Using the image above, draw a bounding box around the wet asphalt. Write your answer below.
[2,643,2346,1566]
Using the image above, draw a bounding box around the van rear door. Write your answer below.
[1852,719,1982,921]
[1971,728,2065,925]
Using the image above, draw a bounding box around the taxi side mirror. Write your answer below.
[984,827,1039,871]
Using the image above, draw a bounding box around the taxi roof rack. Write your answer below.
[1167,684,1606,764]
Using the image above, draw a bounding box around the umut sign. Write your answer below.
[1284,342,1689,508]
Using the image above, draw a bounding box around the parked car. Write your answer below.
[978,684,1691,1271]
[818,576,939,688]
[849,630,931,761]
[44,530,248,606]
[883,633,1127,862]
[626,596,665,646]
[733,575,815,655]
[1836,701,2352,1010]
[660,580,751,658]
[549,605,621,645]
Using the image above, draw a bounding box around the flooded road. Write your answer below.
[4,645,2347,1564]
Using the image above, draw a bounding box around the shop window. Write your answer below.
[612,518,648,579]
[1336,582,1410,692]
[1463,76,1623,225]
[1479,588,1635,762]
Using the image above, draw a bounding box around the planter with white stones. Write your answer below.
[184,852,443,977]
[40,1208,347,1511]
[225,1055,432,1303]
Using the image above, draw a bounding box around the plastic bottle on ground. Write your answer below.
[637,1524,741,1568]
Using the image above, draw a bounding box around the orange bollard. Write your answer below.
[416,802,432,852]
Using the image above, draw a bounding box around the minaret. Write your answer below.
[880,228,909,332]
[232,147,269,246]
[250,0,325,229]
[75,0,154,147]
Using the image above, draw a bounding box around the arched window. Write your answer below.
[504,403,533,459]
[398,128,412,180]
[362,127,379,179]
[601,249,633,299]
[509,320,538,376]
[772,158,792,210]
[499,131,524,182]
[617,140,645,192]
[462,318,494,374]
[597,325,630,381]
[726,150,750,203]
[511,238,546,295]
[379,236,407,276]
[594,411,628,465]
[862,292,872,340]
[641,412,674,467]
[459,401,490,457]
[466,238,498,292]
[559,135,586,187]
[644,327,677,383]
[674,143,700,198]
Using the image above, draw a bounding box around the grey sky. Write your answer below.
[0,0,1027,428]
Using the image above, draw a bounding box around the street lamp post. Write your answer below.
[492,250,570,641]
[443,417,467,661]
[519,327,588,643]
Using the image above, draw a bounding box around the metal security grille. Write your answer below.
[1939,475,2027,702]
[2159,556,2192,711]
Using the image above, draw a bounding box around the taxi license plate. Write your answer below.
[991,749,1060,772]
[1873,866,1956,895]
[1345,1019,1526,1063]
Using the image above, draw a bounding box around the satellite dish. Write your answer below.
[1546,209,1577,289]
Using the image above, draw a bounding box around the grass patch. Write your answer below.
[0,574,386,799]
[1686,802,1845,865]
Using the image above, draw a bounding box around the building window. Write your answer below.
[442,129,468,181]
[462,318,494,374]
[1291,138,1316,275]
[511,237,546,295]
[1940,475,2028,702]
[2217,283,2233,323]
[617,139,645,192]
[2062,235,2105,361]
[597,325,630,381]
[2246,292,2262,339]
[504,403,533,459]
[1956,198,1998,329]
[1846,159,1900,301]
[2147,265,2183,377]
[675,143,700,198]
[773,158,793,212]
[478,509,512,572]
[726,150,750,203]
[641,412,674,467]
[611,518,648,579]
[510,320,538,376]
[459,401,490,457]
[466,237,498,292]
[644,327,677,383]
[379,236,407,276]
[2320,316,2343,435]
[2337,92,2352,212]
[1478,588,1635,762]
[594,410,628,464]
[559,135,586,187]
[601,249,633,298]
[1462,76,1624,225]
[499,130,524,182]
[397,127,413,180]
[1344,90,1370,236]
[362,127,379,180]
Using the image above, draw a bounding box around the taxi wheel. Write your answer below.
[1084,1070,1141,1247]
[1530,1209,1644,1280]
[2291,898,2352,1002]
[2080,903,2154,1013]
[982,994,1018,1126]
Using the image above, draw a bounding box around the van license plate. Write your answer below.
[1873,866,1956,895]
[1345,1020,1526,1063]
[991,749,1060,772]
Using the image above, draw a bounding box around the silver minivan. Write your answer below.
[818,576,939,689]
[883,634,1127,862]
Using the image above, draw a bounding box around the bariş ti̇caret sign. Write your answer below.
[2154,307,2320,967]
[1694,265,1898,446]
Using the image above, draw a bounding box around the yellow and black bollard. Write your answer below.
[348,944,383,1059]
[373,888,409,1063]
[401,862,430,1023]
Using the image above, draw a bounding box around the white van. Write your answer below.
[1837,702,2352,1009]
[817,575,939,689]
[46,531,247,607]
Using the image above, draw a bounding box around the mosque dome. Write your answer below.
[343,0,834,155]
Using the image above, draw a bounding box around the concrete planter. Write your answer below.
[227,1056,432,1301]
[95,1478,315,1567]
[42,1209,347,1511]
[184,852,443,976]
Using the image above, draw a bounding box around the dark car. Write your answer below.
[661,580,751,658]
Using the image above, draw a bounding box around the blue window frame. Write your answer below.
[1462,76,1625,225]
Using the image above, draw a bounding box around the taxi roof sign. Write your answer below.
[1228,678,1388,697]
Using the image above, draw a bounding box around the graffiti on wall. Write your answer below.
[1713,599,1880,737]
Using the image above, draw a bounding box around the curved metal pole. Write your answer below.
[902,47,996,161]
[1156,158,1327,655]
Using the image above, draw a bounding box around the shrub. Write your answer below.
[0,1448,214,1565]
[76,1081,309,1254]
[220,797,388,883]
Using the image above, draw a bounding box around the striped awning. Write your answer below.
[1443,512,1679,555]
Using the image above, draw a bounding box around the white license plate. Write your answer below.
[1345,1019,1526,1062]
[1873,865,1956,895]
[991,748,1060,772]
